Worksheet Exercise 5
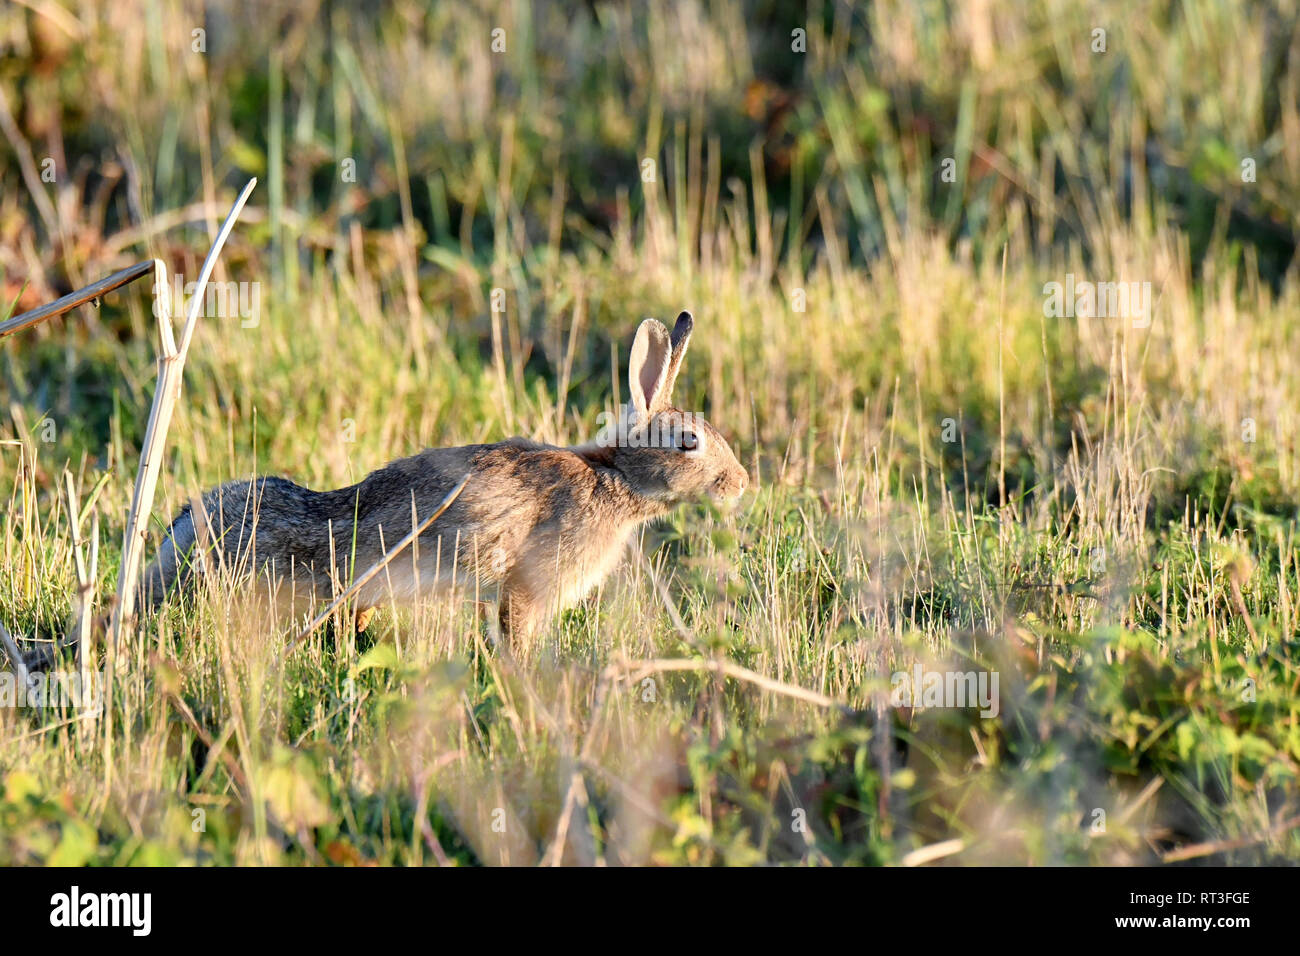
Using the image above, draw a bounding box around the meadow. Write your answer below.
[1,0,1298,865]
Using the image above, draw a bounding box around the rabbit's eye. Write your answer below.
[677,431,699,452]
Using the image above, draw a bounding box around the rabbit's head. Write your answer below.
[598,312,748,507]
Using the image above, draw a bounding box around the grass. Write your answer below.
[1,0,1298,865]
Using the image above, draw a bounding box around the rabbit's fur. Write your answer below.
[141,311,747,646]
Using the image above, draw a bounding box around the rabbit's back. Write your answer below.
[146,437,632,608]
[351,439,636,603]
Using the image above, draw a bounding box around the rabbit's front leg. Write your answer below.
[497,576,542,650]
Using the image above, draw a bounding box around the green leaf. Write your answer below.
[352,643,400,675]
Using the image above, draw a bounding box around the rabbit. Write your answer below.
[132,310,748,649]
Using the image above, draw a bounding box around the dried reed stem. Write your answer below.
[107,180,257,661]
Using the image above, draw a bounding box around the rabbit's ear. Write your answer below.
[662,310,694,400]
[629,318,672,422]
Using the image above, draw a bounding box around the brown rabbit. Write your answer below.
[138,311,747,647]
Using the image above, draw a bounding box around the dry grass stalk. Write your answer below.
[0,260,156,339]
[107,179,258,663]
[284,471,473,659]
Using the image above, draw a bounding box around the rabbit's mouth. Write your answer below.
[706,475,748,507]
